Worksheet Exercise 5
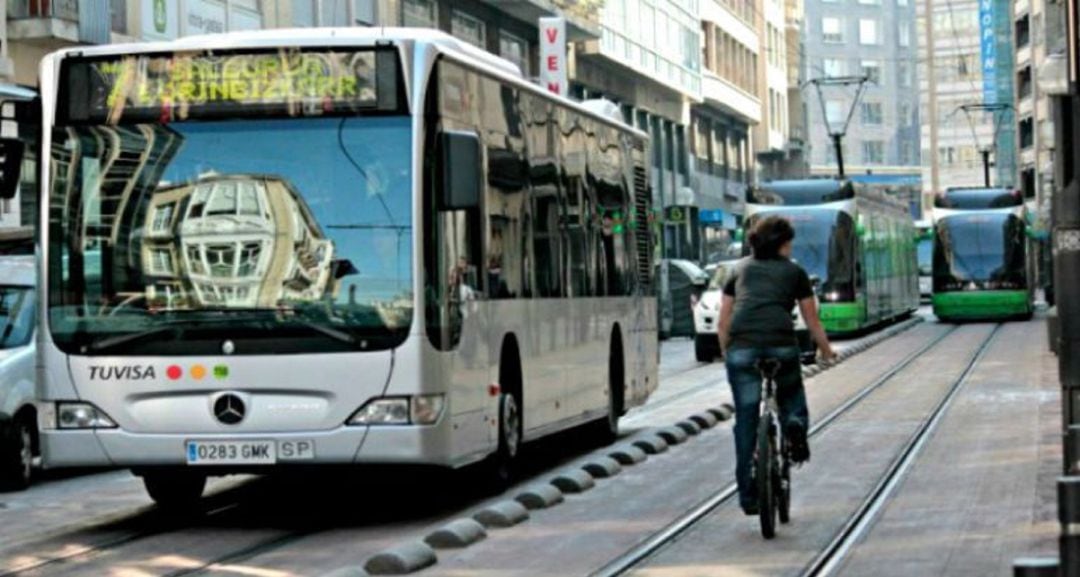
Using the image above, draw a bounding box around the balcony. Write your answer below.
[8,0,120,46]
[702,71,761,124]
[474,0,600,40]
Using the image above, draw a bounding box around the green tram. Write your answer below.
[931,187,1034,321]
[744,179,919,336]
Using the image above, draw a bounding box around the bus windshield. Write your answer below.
[47,116,414,355]
[748,209,856,298]
[933,213,1026,290]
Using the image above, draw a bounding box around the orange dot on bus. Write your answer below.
[190,365,207,380]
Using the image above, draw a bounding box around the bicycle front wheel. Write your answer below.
[757,414,777,539]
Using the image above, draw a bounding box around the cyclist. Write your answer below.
[718,215,836,515]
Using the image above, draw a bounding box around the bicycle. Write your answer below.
[752,357,791,539]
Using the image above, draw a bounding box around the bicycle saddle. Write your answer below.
[755,358,783,377]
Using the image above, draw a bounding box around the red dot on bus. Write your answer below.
[166,365,182,380]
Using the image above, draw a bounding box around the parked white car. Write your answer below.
[0,256,37,490]
[693,258,817,363]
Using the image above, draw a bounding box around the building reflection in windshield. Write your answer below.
[140,174,337,310]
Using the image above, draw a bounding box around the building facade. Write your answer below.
[803,0,921,176]
[917,0,1017,201]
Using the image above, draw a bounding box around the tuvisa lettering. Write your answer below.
[89,365,158,381]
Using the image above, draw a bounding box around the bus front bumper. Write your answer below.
[39,420,465,470]
[932,291,1031,320]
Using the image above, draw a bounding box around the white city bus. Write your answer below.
[22,28,658,506]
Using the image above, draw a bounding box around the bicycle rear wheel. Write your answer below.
[778,444,791,524]
[757,414,777,539]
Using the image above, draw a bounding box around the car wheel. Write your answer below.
[694,334,716,363]
[0,418,33,491]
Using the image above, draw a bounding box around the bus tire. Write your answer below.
[0,413,34,491]
[694,334,716,363]
[484,339,523,490]
[593,330,625,446]
[142,470,206,509]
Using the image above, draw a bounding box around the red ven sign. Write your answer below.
[539,17,567,96]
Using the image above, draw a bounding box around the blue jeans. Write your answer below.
[725,346,809,508]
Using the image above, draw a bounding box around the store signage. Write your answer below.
[978,0,997,103]
[539,17,567,96]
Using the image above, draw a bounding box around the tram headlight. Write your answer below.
[56,402,116,429]
[348,398,410,425]
[410,394,445,425]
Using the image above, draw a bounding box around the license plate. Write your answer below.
[186,440,276,465]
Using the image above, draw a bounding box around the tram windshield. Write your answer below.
[746,209,856,300]
[933,213,1026,291]
[917,238,933,276]
[46,116,414,355]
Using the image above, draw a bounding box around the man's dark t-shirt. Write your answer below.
[722,256,814,350]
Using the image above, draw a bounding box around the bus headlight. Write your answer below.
[57,402,117,429]
[348,398,410,425]
[411,394,445,425]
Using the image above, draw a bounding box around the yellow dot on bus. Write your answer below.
[190,365,207,380]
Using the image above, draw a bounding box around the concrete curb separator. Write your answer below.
[690,411,719,429]
[676,419,702,435]
[473,500,530,528]
[551,468,596,493]
[515,483,565,509]
[608,444,648,465]
[632,435,670,454]
[656,426,689,445]
[423,518,487,549]
[363,541,437,575]
[582,456,623,478]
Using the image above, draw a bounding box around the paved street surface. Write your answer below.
[0,315,1062,577]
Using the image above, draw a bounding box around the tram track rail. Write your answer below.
[591,323,969,577]
[800,323,1002,577]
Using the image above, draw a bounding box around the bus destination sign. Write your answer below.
[69,48,386,123]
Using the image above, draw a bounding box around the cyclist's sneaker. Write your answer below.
[741,500,760,516]
[786,422,811,464]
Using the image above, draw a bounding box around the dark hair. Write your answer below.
[748,216,795,259]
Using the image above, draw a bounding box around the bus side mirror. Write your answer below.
[0,138,24,200]
[440,130,481,211]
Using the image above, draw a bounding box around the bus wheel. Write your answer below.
[142,470,206,509]
[594,334,625,446]
[486,392,521,489]
[0,416,34,491]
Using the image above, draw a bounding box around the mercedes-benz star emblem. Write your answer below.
[221,340,235,355]
[213,394,246,425]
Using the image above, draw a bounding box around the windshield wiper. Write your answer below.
[87,327,179,353]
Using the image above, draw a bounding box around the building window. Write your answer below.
[900,141,915,164]
[151,203,175,232]
[898,61,911,87]
[823,58,846,78]
[823,17,844,43]
[402,0,437,27]
[859,19,880,45]
[861,102,884,125]
[861,60,882,84]
[149,249,174,275]
[862,140,885,164]
[858,0,880,5]
[499,31,529,75]
[1018,66,1033,100]
[899,23,910,47]
[897,0,908,5]
[899,102,911,124]
[1019,117,1035,149]
[1016,14,1031,48]
[451,10,486,48]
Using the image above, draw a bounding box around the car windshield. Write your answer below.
[933,213,1025,285]
[47,116,413,355]
[0,286,34,350]
[708,263,736,290]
